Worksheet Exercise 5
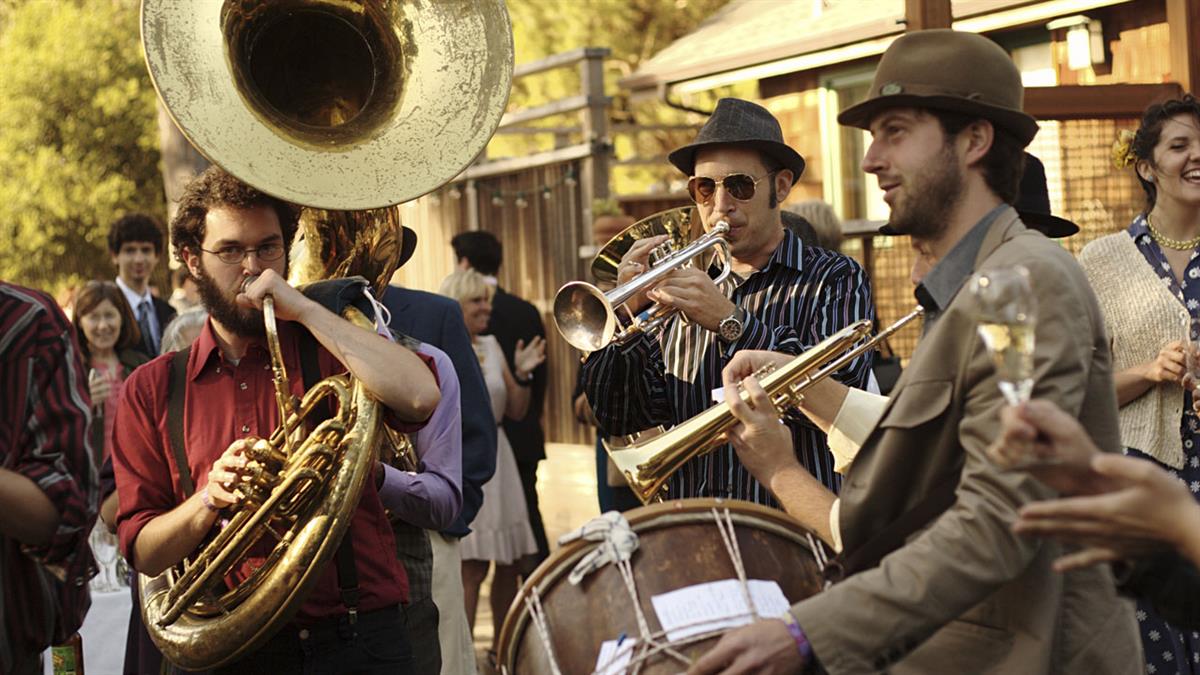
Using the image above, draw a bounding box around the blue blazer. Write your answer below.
[383,285,497,537]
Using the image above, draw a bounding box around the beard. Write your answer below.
[885,142,964,240]
[193,263,266,338]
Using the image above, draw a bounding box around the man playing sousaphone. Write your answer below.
[581,98,875,503]
[689,30,1140,674]
[111,167,441,673]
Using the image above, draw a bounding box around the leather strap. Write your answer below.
[166,346,195,498]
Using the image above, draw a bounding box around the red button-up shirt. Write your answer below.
[112,318,433,622]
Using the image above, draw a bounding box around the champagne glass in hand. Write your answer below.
[970,266,1042,468]
[970,266,1036,405]
[1183,313,1200,392]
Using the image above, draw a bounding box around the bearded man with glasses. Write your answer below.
[581,97,875,504]
[109,166,442,673]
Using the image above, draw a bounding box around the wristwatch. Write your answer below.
[717,307,745,343]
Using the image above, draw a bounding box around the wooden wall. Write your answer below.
[393,161,593,445]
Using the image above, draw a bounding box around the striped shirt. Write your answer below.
[582,228,875,504]
[0,282,98,671]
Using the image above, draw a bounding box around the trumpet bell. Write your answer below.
[142,0,513,209]
[553,281,617,352]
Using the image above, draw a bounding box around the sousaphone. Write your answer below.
[138,1,513,669]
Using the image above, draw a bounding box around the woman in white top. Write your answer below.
[438,269,545,663]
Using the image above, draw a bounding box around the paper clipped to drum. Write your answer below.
[652,578,791,641]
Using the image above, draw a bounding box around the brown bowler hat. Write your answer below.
[839,29,1039,146]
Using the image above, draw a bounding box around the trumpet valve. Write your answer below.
[752,362,778,379]
[648,240,676,266]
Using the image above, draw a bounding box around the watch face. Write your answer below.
[719,316,742,341]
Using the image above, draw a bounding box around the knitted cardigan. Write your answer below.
[1079,232,1186,468]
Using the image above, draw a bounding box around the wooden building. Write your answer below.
[620,0,1199,359]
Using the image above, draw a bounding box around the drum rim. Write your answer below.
[496,497,820,672]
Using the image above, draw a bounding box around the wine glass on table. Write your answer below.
[969,265,1042,467]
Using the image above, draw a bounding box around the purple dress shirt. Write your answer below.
[378,342,463,530]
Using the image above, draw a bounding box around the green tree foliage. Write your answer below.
[0,0,163,294]
[500,0,741,194]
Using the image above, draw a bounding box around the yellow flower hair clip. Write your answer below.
[1111,129,1136,169]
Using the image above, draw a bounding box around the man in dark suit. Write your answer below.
[382,281,497,675]
[451,230,550,566]
[108,213,176,357]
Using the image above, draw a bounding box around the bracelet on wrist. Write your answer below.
[780,611,813,665]
[515,371,533,387]
[200,484,222,513]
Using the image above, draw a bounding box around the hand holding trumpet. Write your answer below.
[615,234,669,313]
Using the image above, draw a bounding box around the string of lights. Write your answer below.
[425,166,579,208]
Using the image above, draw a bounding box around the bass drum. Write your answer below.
[497,498,825,674]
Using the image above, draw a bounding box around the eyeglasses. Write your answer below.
[687,171,776,204]
[200,243,285,265]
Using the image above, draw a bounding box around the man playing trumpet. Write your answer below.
[581,98,875,503]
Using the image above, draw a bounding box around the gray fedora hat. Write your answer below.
[839,29,1039,146]
[668,98,806,180]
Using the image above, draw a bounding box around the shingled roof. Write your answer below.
[620,0,1131,94]
[620,0,905,93]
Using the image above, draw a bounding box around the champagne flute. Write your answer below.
[87,367,103,414]
[971,266,1036,405]
[1183,312,1200,400]
[969,266,1042,467]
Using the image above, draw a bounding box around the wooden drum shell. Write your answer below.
[497,498,824,675]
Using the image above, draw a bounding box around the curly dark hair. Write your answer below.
[1130,94,1200,210]
[73,280,141,361]
[170,166,299,265]
[107,213,165,255]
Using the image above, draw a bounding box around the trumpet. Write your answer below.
[553,207,731,352]
[607,307,925,503]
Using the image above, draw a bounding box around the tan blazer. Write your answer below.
[790,209,1141,674]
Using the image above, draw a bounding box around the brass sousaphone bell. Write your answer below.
[139,0,513,669]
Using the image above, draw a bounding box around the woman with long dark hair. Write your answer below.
[72,280,149,463]
[1080,94,1200,674]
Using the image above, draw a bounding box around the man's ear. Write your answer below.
[961,119,995,168]
[182,249,202,279]
[774,169,795,203]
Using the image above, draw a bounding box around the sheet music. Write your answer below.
[651,579,791,642]
[593,637,636,675]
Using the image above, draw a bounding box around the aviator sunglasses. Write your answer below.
[686,171,776,205]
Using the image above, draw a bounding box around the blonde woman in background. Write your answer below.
[438,269,545,669]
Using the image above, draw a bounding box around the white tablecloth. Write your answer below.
[44,525,131,675]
